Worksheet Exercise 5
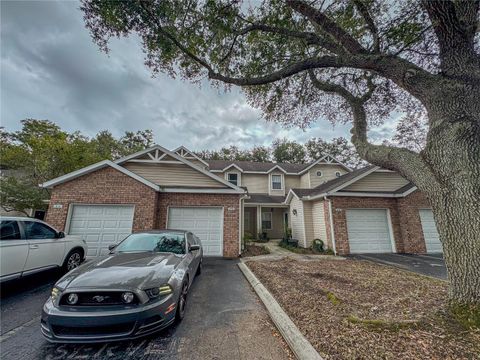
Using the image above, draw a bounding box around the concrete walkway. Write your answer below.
[245,239,345,263]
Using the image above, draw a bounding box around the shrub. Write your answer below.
[312,239,324,252]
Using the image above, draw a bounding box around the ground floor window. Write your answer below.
[261,212,272,230]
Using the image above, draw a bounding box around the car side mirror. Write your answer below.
[189,244,200,252]
[57,231,65,239]
[108,244,116,251]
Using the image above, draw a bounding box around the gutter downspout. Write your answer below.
[239,194,248,255]
[325,196,337,256]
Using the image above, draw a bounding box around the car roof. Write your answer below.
[0,216,42,221]
[132,229,189,234]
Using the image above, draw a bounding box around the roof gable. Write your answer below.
[41,160,160,191]
[173,146,209,167]
[115,145,244,191]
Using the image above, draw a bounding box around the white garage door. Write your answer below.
[346,209,394,253]
[168,207,223,256]
[419,209,442,253]
[68,205,134,258]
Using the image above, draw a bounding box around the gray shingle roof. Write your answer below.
[245,194,286,204]
[206,160,310,173]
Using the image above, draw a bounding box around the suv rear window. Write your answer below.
[0,221,21,240]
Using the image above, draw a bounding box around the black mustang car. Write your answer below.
[41,230,203,343]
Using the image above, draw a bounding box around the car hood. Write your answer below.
[56,252,183,290]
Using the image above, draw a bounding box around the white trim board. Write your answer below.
[41,160,160,191]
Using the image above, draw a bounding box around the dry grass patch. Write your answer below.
[247,258,480,360]
[241,244,270,257]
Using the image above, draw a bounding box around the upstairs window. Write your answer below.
[227,173,238,186]
[271,174,282,190]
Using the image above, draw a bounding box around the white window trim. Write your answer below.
[226,172,241,186]
[261,212,273,230]
[270,173,284,191]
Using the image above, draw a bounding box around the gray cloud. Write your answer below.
[1,0,391,151]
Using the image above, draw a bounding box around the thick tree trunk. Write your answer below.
[419,80,480,305]
[428,191,480,304]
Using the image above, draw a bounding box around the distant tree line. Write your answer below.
[196,137,366,168]
[0,119,154,216]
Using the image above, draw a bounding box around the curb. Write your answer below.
[238,261,323,360]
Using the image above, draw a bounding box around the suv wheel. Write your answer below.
[63,250,82,272]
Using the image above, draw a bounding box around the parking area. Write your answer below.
[0,258,290,360]
[352,253,447,280]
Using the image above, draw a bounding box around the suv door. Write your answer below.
[0,220,28,280]
[21,221,65,272]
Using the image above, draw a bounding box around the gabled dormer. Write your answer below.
[298,154,351,188]
[173,146,210,169]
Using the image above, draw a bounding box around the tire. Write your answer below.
[175,280,189,322]
[196,260,202,276]
[62,249,83,272]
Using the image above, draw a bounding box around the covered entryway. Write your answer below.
[67,204,134,257]
[419,209,442,253]
[345,209,394,253]
[167,207,223,256]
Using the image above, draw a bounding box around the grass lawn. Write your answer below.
[247,258,480,360]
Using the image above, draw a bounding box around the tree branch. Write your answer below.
[308,70,439,190]
[235,24,344,54]
[353,0,381,52]
[286,0,368,54]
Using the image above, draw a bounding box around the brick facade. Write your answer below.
[45,167,241,258]
[46,167,158,232]
[157,193,240,258]
[329,191,431,255]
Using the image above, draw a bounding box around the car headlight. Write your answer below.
[51,287,61,301]
[121,292,135,304]
[145,285,173,299]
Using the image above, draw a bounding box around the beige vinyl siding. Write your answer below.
[242,174,269,193]
[303,202,315,248]
[309,164,348,188]
[343,171,410,192]
[285,175,300,192]
[269,172,285,196]
[123,162,227,187]
[311,201,328,246]
[300,173,310,188]
[185,159,208,169]
[289,196,306,247]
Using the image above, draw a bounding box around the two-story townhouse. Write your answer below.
[206,156,350,241]
[41,144,441,258]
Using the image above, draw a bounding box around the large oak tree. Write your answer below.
[80,0,480,309]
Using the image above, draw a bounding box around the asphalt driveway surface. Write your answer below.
[1,258,290,360]
[352,253,447,280]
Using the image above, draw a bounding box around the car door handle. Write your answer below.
[29,245,39,249]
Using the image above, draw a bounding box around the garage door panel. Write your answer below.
[68,205,134,258]
[346,209,393,254]
[168,207,223,256]
[419,209,442,253]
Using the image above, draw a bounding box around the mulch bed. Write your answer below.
[242,244,270,257]
[247,258,480,360]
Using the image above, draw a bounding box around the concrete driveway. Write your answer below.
[352,253,447,280]
[1,258,290,360]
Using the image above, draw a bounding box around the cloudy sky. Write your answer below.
[1,0,395,151]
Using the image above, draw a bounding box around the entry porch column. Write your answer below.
[256,205,262,239]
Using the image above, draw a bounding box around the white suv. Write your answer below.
[0,217,88,282]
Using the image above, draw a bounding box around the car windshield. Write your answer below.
[115,233,186,255]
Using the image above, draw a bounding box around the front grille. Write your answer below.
[59,292,139,306]
[52,322,134,336]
